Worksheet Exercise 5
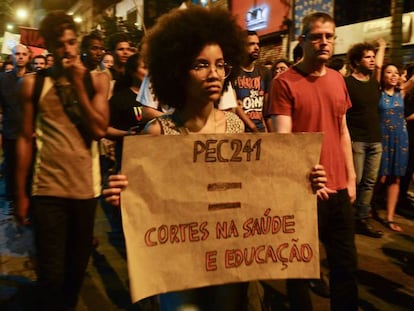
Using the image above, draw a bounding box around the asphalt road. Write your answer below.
[1,177,414,310]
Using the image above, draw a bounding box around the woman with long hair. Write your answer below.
[377,63,414,232]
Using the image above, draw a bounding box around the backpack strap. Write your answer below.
[33,69,94,106]
[32,69,96,146]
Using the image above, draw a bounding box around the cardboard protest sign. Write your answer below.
[121,133,322,302]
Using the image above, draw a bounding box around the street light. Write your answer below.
[73,16,82,24]
[16,8,28,21]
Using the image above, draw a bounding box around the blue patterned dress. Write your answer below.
[379,90,409,176]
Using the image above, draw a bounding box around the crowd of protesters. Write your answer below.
[0,4,413,311]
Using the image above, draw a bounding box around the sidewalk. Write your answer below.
[0,176,36,309]
[1,173,414,310]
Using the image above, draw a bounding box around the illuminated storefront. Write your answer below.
[231,0,292,64]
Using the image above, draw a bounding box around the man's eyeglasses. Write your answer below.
[303,33,336,43]
[191,61,232,79]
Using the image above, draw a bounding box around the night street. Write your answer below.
[1,176,414,310]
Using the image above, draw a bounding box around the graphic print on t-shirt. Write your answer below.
[234,68,266,122]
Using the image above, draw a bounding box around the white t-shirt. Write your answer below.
[218,83,237,110]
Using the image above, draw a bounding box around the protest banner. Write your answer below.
[121,132,322,302]
[19,26,46,57]
[1,32,20,55]
[19,26,45,48]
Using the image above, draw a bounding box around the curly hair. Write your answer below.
[145,7,246,109]
[39,11,77,50]
[107,32,131,52]
[81,32,103,52]
[347,42,376,70]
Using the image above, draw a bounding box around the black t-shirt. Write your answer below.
[109,87,144,132]
[345,75,382,142]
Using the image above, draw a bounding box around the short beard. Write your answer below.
[249,54,258,63]
[358,65,373,75]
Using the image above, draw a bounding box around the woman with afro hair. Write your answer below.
[105,7,248,310]
[103,6,328,310]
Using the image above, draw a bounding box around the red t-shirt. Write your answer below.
[269,67,351,190]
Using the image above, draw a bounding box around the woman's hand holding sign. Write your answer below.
[102,174,128,207]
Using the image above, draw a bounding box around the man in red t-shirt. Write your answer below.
[268,12,358,311]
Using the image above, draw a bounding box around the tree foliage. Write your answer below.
[101,15,144,49]
[0,0,14,33]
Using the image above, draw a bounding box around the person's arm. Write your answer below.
[235,104,259,132]
[406,113,414,121]
[262,92,271,132]
[269,77,292,133]
[70,58,109,140]
[106,126,130,139]
[401,75,414,97]
[15,74,35,225]
[340,114,357,202]
[310,164,328,194]
[142,106,164,124]
[272,114,292,133]
[102,174,129,207]
[265,117,273,132]
[142,118,162,135]
[374,38,386,82]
